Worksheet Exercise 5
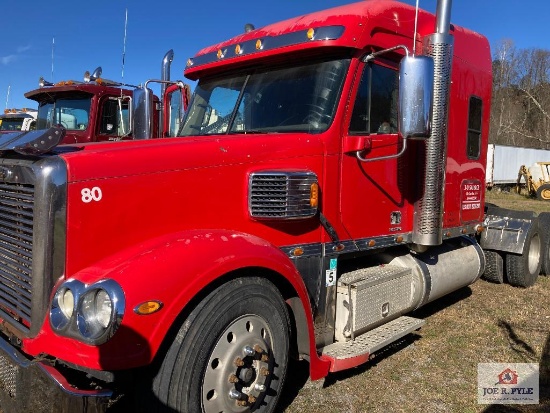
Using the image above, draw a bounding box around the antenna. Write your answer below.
[122,8,128,79]
[412,0,420,56]
[5,85,10,110]
[51,37,55,81]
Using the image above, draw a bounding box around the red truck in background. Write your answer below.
[0,1,546,412]
[21,49,190,144]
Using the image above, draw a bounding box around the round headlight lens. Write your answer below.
[58,288,74,319]
[80,289,113,336]
[95,290,112,328]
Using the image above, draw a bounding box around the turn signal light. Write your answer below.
[134,300,163,315]
[310,183,319,208]
[291,247,304,257]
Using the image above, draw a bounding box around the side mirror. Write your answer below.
[398,55,434,139]
[132,87,154,139]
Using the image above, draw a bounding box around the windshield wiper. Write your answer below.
[231,129,269,134]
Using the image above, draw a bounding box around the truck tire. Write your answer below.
[149,277,290,413]
[538,212,550,276]
[505,219,542,288]
[482,250,505,284]
[536,184,550,201]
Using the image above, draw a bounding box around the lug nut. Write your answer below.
[253,344,264,353]
[254,384,266,392]
[228,374,239,383]
[237,400,248,407]
[229,389,242,400]
[261,354,269,362]
[234,357,244,367]
[260,367,270,377]
[243,345,255,356]
[248,395,257,404]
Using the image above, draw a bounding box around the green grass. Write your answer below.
[486,188,550,214]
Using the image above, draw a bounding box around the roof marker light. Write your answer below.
[255,39,263,50]
[235,44,242,55]
[307,28,315,40]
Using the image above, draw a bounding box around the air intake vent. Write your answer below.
[249,171,318,219]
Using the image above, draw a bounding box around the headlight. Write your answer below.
[50,281,81,330]
[58,288,75,319]
[80,289,113,330]
[50,279,124,345]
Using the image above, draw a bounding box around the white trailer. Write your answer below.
[486,143,550,187]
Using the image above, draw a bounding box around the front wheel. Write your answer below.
[150,277,290,413]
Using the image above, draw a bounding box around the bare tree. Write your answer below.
[490,40,550,149]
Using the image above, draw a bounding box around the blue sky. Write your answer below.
[1,0,549,110]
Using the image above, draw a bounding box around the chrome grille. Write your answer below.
[0,182,34,325]
[249,172,318,219]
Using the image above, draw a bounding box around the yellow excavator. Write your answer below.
[516,162,550,201]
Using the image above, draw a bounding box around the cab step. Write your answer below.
[321,316,425,372]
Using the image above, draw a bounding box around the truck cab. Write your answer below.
[25,82,137,144]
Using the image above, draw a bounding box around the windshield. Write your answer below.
[179,58,349,136]
[36,97,92,131]
[0,118,25,131]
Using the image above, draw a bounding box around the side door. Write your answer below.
[340,59,416,240]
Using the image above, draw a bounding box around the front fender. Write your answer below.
[23,230,321,373]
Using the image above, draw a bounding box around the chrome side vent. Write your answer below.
[249,171,318,219]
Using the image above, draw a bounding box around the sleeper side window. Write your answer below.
[467,96,482,159]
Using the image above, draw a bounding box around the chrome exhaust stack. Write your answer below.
[412,0,454,247]
[160,49,174,99]
[159,49,174,137]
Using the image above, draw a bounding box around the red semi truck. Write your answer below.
[0,1,546,412]
[21,50,190,144]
